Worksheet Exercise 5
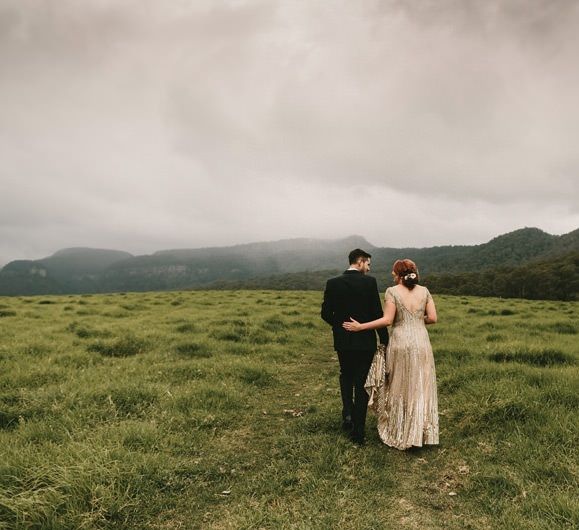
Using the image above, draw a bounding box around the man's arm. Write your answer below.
[321,280,335,326]
[369,277,389,345]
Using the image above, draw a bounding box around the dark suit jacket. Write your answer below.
[321,270,389,352]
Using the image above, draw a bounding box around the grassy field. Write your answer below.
[0,290,577,529]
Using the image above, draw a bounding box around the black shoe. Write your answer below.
[350,432,365,445]
[342,416,353,432]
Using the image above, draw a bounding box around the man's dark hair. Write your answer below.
[348,248,372,265]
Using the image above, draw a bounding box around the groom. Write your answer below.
[321,248,389,445]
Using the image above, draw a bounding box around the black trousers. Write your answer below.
[336,349,375,438]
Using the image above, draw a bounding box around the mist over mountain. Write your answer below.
[0,248,133,296]
[0,228,577,299]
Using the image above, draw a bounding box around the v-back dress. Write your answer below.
[365,286,439,450]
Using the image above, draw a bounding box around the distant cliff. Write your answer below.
[0,248,133,295]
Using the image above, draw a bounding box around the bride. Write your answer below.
[343,259,439,450]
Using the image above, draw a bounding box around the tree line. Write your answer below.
[204,251,578,301]
[424,251,578,301]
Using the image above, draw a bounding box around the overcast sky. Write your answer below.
[1,0,578,264]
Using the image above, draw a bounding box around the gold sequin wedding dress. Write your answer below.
[365,286,439,449]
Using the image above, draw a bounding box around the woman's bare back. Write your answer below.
[390,284,429,314]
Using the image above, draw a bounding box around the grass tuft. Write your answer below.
[174,342,212,358]
[238,366,276,388]
[470,473,521,502]
[175,323,196,333]
[21,344,51,356]
[480,400,532,424]
[67,321,112,339]
[261,317,286,332]
[489,348,574,367]
[99,385,158,417]
[544,321,577,334]
[87,335,147,357]
[0,393,44,429]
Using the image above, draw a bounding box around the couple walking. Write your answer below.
[321,248,438,449]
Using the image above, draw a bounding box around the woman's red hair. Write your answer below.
[392,259,419,289]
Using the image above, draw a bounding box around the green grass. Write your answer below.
[0,291,577,529]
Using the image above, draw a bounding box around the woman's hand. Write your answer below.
[342,318,362,332]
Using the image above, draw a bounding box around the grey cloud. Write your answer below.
[0,0,577,261]
[167,0,579,202]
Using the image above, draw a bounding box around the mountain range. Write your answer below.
[0,227,577,298]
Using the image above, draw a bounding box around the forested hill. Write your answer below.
[205,251,578,301]
[0,228,577,299]
[0,248,133,296]
[369,227,578,275]
[425,250,579,301]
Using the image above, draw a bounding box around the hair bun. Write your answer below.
[392,258,419,290]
